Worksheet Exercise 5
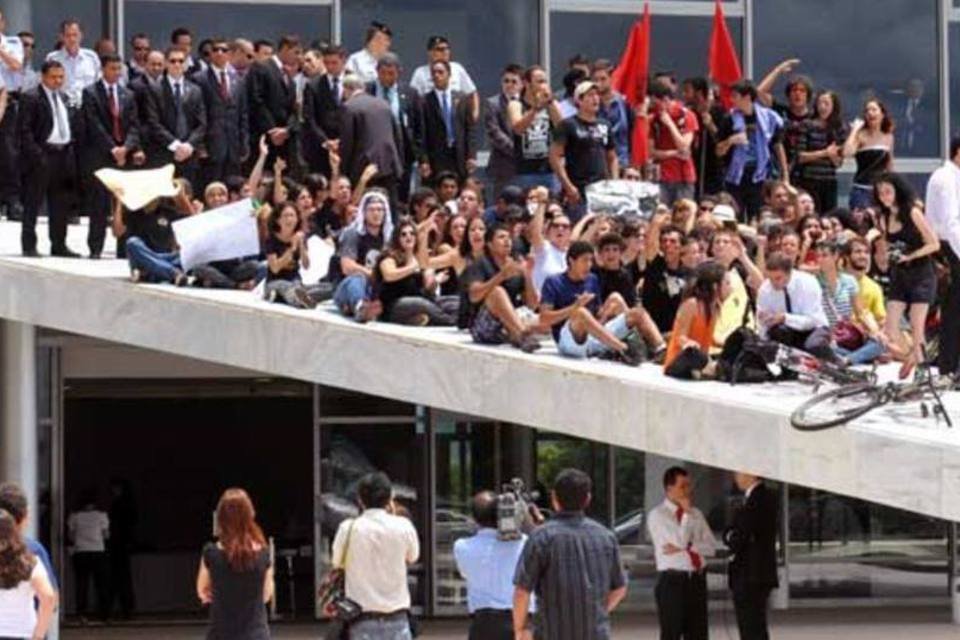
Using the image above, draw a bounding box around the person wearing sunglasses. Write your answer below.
[126,33,151,83]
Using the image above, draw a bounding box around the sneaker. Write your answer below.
[355,299,382,323]
[651,344,667,365]
[619,341,645,367]
[510,333,542,354]
[173,272,189,287]
[129,269,141,283]
[293,286,318,309]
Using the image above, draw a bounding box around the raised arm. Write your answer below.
[756,58,800,107]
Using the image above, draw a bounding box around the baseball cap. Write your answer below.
[573,81,598,100]
[712,204,737,223]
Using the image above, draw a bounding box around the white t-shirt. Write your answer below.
[0,561,45,638]
[533,241,568,294]
[68,509,110,552]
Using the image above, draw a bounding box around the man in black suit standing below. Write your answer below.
[365,52,421,202]
[302,43,346,176]
[144,47,206,185]
[81,53,143,258]
[246,34,301,170]
[18,60,78,257]
[420,59,475,185]
[192,36,248,190]
[339,73,402,214]
[725,472,779,640]
[484,64,522,197]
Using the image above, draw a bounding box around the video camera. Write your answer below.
[497,478,540,541]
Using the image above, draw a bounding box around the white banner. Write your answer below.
[94,164,179,211]
[173,199,261,271]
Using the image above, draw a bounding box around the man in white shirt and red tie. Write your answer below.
[925,135,960,376]
[647,466,717,640]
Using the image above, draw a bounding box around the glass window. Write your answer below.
[754,0,940,158]
[122,1,331,53]
[340,0,539,98]
[28,0,103,55]
[549,13,742,87]
[535,433,609,520]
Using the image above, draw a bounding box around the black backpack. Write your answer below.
[717,327,796,384]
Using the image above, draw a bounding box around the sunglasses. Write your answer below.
[550,223,571,230]
[212,46,229,53]
[133,45,148,51]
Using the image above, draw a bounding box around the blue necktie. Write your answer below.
[441,92,455,146]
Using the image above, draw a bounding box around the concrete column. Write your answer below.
[950,523,960,624]
[0,0,31,33]
[0,320,37,539]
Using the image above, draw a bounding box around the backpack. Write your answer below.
[717,328,797,384]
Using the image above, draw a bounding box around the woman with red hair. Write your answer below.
[196,488,274,639]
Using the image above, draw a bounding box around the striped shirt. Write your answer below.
[819,272,859,328]
[514,512,626,640]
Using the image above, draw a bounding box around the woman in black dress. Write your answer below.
[196,488,274,640]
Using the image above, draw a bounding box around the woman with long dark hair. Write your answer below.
[375,217,459,326]
[432,215,487,297]
[796,90,845,212]
[663,260,732,378]
[0,509,56,639]
[264,202,324,309]
[196,488,273,640]
[843,99,895,210]
[873,172,940,377]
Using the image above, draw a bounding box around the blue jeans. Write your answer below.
[835,338,885,365]
[333,273,370,316]
[512,172,559,195]
[126,236,181,283]
[349,615,412,640]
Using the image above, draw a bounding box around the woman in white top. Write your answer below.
[0,509,56,640]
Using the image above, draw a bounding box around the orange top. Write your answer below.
[663,301,716,371]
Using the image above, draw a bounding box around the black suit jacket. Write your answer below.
[484,93,515,181]
[246,59,297,143]
[81,82,140,170]
[338,93,403,184]
[365,80,423,169]
[144,75,207,165]
[191,67,249,165]
[18,87,77,168]
[726,483,779,591]
[303,74,342,150]
[422,89,475,178]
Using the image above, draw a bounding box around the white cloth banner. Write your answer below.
[173,199,260,271]
[299,235,335,285]
[94,164,179,211]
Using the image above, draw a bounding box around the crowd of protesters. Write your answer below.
[2,15,960,381]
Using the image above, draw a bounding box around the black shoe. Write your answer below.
[89,251,101,260]
[7,203,23,222]
[51,247,81,258]
[21,248,40,257]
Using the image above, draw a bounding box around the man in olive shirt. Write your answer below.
[513,468,627,640]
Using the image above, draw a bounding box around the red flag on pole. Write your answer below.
[611,3,651,166]
[708,0,742,109]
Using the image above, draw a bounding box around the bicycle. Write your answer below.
[790,362,956,431]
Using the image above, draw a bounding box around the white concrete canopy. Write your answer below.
[1,222,958,521]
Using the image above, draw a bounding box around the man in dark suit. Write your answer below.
[246,34,301,170]
[144,47,206,186]
[81,53,143,258]
[724,472,779,640]
[302,43,346,176]
[191,36,248,189]
[420,59,475,184]
[18,60,79,257]
[365,52,421,202]
[340,73,402,213]
[128,49,165,168]
[484,64,522,197]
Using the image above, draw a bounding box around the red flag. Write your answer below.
[708,0,742,109]
[611,3,651,166]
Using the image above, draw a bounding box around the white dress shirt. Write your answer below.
[647,499,717,572]
[0,34,24,91]
[331,508,419,613]
[345,48,379,84]
[42,85,72,145]
[756,270,828,337]
[409,60,476,97]
[925,160,960,258]
[46,47,100,107]
[67,508,109,551]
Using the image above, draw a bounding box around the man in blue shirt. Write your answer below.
[539,240,645,364]
[0,482,60,592]
[454,491,530,640]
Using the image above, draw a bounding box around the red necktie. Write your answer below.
[676,507,703,571]
[218,70,229,100]
[108,86,122,144]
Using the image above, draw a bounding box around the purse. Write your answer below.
[318,519,362,640]
[823,289,865,351]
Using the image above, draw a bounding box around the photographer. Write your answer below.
[454,490,538,640]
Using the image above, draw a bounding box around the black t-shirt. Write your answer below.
[312,201,347,241]
[773,102,812,177]
[377,265,423,315]
[459,256,526,328]
[693,105,731,194]
[124,202,184,253]
[641,254,690,333]
[593,265,637,307]
[552,115,615,189]
[264,235,299,282]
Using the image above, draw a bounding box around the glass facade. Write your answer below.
[549,13,743,88]
[753,0,941,158]
[122,1,332,53]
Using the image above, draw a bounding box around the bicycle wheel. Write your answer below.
[791,383,884,431]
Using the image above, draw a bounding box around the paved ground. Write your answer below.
[59,607,960,639]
